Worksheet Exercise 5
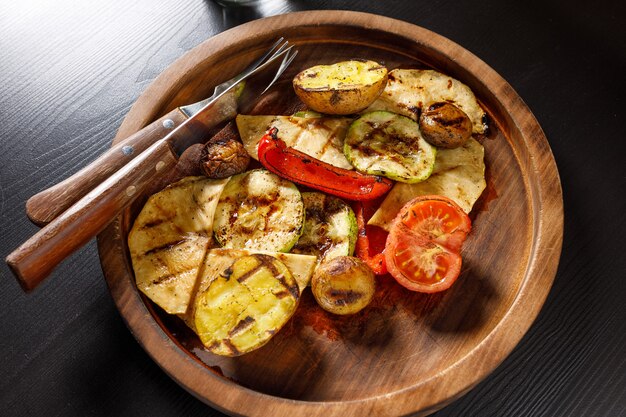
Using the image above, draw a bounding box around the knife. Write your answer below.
[7,39,298,292]
[25,38,293,227]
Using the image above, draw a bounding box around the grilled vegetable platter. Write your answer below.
[128,60,489,357]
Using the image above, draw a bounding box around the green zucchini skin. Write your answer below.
[212,169,305,252]
[291,192,357,262]
[344,111,437,183]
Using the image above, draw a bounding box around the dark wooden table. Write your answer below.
[1,1,624,416]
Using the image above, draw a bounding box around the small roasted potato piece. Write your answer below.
[193,254,300,356]
[293,60,388,115]
[418,102,473,148]
[201,135,250,178]
[311,256,376,315]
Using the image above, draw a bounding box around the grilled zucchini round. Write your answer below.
[213,169,305,252]
[344,111,437,183]
[291,192,357,262]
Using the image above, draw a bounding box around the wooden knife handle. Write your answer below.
[7,139,178,292]
[25,108,188,226]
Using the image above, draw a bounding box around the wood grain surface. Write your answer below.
[1,1,624,417]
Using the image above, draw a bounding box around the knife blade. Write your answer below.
[25,38,294,226]
[7,40,297,292]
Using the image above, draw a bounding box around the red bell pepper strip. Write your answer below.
[354,202,388,275]
[257,127,393,201]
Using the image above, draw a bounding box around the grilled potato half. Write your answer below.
[128,176,229,315]
[293,60,388,115]
[193,253,301,356]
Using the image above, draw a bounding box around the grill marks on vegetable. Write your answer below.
[213,170,305,252]
[193,254,300,356]
[292,192,357,262]
[344,111,437,183]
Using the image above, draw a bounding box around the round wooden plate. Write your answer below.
[97,10,563,417]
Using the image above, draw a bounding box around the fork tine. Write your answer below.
[241,38,287,74]
[260,48,299,95]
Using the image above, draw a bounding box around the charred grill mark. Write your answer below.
[326,258,353,276]
[141,216,174,229]
[144,237,189,256]
[258,255,299,300]
[234,255,299,299]
[408,106,421,118]
[228,316,255,337]
[272,290,291,299]
[150,265,195,286]
[324,195,348,217]
[432,116,469,127]
[165,178,200,192]
[207,340,221,351]
[328,289,365,305]
[235,265,259,283]
[221,266,234,281]
[428,102,447,111]
[329,91,341,105]
[222,339,240,356]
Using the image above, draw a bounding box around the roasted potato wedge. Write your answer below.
[193,254,300,356]
[293,60,388,115]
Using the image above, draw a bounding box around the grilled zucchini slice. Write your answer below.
[128,176,229,314]
[213,169,305,252]
[291,192,357,262]
[344,111,437,183]
[193,253,300,356]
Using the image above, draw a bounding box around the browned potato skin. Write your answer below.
[419,102,473,148]
[293,61,388,115]
[311,256,376,315]
[201,135,250,179]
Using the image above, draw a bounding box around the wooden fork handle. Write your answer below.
[7,139,178,292]
[25,108,188,226]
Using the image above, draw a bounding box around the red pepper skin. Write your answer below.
[354,202,388,275]
[257,128,393,201]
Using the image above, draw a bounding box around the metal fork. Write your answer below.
[25,39,298,227]
[180,38,298,116]
[8,39,300,291]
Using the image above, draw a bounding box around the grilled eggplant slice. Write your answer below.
[236,115,353,170]
[365,69,487,135]
[368,138,486,230]
[128,176,229,314]
[193,253,300,356]
[213,169,305,252]
[291,192,357,262]
[344,111,437,183]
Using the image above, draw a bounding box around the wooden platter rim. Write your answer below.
[97,10,564,417]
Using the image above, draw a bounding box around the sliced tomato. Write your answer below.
[385,195,471,293]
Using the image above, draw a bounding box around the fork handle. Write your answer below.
[7,139,179,292]
[25,108,188,226]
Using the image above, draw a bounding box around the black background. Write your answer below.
[1,1,625,416]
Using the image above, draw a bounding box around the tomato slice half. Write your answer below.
[385,195,471,293]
